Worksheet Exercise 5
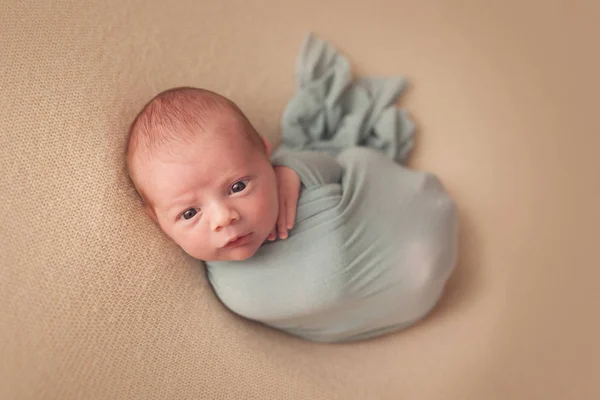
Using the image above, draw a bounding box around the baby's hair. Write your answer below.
[127,86,263,160]
[125,86,265,203]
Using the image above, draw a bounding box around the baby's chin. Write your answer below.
[213,246,258,262]
[222,251,255,261]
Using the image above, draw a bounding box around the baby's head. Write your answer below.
[126,87,279,261]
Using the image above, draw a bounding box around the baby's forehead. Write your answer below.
[142,129,257,167]
[137,137,260,194]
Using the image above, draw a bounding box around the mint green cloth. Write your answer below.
[279,33,415,164]
[206,35,458,342]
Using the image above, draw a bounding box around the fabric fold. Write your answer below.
[279,33,415,164]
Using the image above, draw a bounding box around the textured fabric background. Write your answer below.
[1,0,599,399]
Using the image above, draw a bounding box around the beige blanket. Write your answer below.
[1,1,599,399]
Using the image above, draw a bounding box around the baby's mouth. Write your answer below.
[222,233,253,249]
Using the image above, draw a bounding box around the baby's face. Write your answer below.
[138,131,279,261]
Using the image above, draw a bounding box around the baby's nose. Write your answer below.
[210,204,240,232]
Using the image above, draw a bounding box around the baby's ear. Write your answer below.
[261,136,272,157]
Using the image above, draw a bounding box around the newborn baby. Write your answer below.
[126,87,299,261]
[126,86,458,342]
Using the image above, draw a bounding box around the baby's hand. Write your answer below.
[269,166,301,241]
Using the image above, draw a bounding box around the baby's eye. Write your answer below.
[229,180,249,194]
[182,208,198,220]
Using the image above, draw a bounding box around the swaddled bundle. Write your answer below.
[206,35,458,342]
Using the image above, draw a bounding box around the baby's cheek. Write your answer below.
[263,188,279,223]
[171,228,202,257]
[183,237,209,260]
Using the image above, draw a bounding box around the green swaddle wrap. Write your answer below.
[206,35,459,342]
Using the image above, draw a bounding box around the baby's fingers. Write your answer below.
[267,227,277,241]
[286,193,298,230]
[277,198,288,239]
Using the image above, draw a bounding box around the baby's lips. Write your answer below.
[221,232,253,248]
[220,235,238,248]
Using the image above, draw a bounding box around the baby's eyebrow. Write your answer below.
[165,196,196,212]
